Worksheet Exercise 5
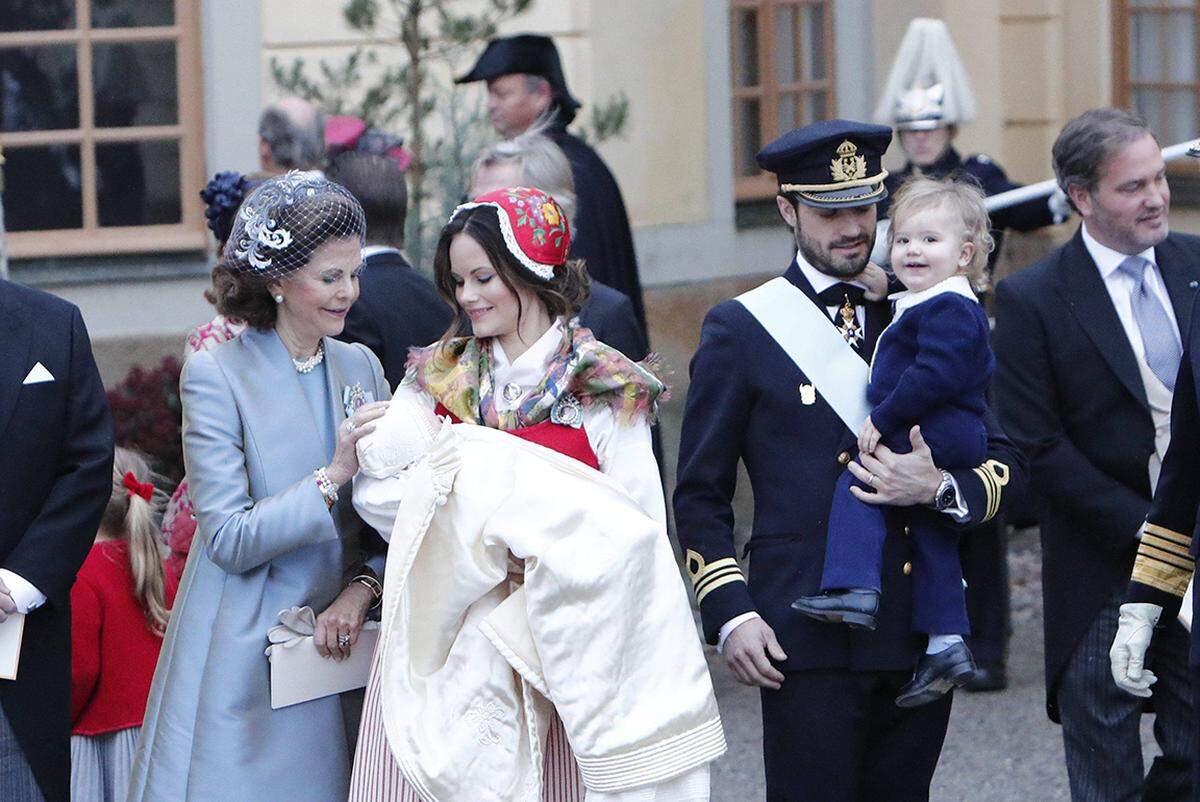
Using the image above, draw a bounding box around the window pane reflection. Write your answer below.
[735,8,759,88]
[0,46,80,132]
[775,5,797,85]
[0,1,76,32]
[737,97,762,176]
[93,42,178,127]
[4,145,83,231]
[97,139,182,227]
[91,0,176,28]
[802,4,826,81]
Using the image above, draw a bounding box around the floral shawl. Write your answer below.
[402,320,668,431]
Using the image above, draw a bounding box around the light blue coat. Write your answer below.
[127,328,389,802]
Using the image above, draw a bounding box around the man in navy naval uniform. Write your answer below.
[674,119,1027,801]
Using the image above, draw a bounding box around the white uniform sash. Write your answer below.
[736,276,871,434]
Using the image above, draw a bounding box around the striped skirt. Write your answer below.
[70,726,140,802]
[348,644,583,802]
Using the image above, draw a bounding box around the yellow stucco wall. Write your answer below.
[258,0,708,229]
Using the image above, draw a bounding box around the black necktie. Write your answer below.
[815,283,866,350]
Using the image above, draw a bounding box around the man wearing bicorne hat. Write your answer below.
[456,33,647,333]
[674,119,1027,800]
[875,19,1067,270]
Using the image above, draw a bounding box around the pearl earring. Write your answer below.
[273,294,284,304]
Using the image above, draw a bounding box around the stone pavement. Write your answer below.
[703,529,1160,801]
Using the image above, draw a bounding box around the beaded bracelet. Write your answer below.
[314,468,339,509]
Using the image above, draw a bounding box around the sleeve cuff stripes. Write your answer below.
[1132,522,1195,598]
[685,550,746,604]
[970,459,1010,524]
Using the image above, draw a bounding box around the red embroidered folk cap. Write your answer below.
[451,187,571,281]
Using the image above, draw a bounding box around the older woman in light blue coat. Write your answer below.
[127,173,391,802]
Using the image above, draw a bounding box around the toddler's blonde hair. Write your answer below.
[888,177,995,291]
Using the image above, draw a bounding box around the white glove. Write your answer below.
[1048,188,1072,224]
[1109,602,1163,697]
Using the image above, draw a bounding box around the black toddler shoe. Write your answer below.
[895,641,977,708]
[790,589,879,631]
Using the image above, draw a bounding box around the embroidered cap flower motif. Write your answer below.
[505,188,567,250]
[464,698,504,746]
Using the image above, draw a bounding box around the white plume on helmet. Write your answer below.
[873,18,977,131]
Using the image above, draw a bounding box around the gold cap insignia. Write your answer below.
[831,140,868,182]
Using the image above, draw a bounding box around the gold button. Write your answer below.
[837,451,851,466]
[903,561,912,575]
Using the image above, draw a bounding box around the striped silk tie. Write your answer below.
[1118,255,1181,390]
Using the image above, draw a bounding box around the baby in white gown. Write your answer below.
[351,397,723,802]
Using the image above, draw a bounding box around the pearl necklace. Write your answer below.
[292,341,326,374]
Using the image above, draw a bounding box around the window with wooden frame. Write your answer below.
[0,0,205,259]
[1113,1,1199,152]
[731,0,835,200]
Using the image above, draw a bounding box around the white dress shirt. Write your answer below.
[0,569,45,613]
[795,250,868,335]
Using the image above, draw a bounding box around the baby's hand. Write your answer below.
[860,262,890,301]
[858,416,882,455]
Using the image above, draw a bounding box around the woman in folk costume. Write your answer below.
[127,172,392,801]
[347,186,723,802]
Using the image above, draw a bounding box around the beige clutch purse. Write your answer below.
[265,606,380,709]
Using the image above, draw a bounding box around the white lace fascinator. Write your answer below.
[223,170,366,280]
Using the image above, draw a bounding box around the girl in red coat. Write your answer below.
[70,448,174,802]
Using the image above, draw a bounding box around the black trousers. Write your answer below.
[961,519,1009,665]
[760,668,953,802]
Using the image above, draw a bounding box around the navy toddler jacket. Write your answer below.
[870,281,993,466]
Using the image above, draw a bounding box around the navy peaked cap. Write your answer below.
[757,120,893,208]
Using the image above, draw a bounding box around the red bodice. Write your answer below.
[433,403,600,470]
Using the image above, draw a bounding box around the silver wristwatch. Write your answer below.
[931,469,957,512]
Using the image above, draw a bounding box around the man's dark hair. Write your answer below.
[258,105,326,171]
[326,151,408,248]
[1052,108,1155,213]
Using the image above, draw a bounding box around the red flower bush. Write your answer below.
[106,356,185,483]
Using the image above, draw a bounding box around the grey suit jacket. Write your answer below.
[129,327,390,801]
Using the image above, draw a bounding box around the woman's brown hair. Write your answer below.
[431,204,591,344]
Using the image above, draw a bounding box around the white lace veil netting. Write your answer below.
[223,170,367,280]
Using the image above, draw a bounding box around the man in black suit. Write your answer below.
[994,107,1198,800]
[456,34,648,333]
[0,280,113,801]
[327,151,452,389]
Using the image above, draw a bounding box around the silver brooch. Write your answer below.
[342,383,372,417]
[501,382,523,403]
[550,393,583,428]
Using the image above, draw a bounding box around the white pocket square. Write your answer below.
[22,363,54,385]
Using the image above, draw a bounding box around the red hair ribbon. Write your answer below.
[123,471,154,502]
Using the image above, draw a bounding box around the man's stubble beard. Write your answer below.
[795,221,874,280]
